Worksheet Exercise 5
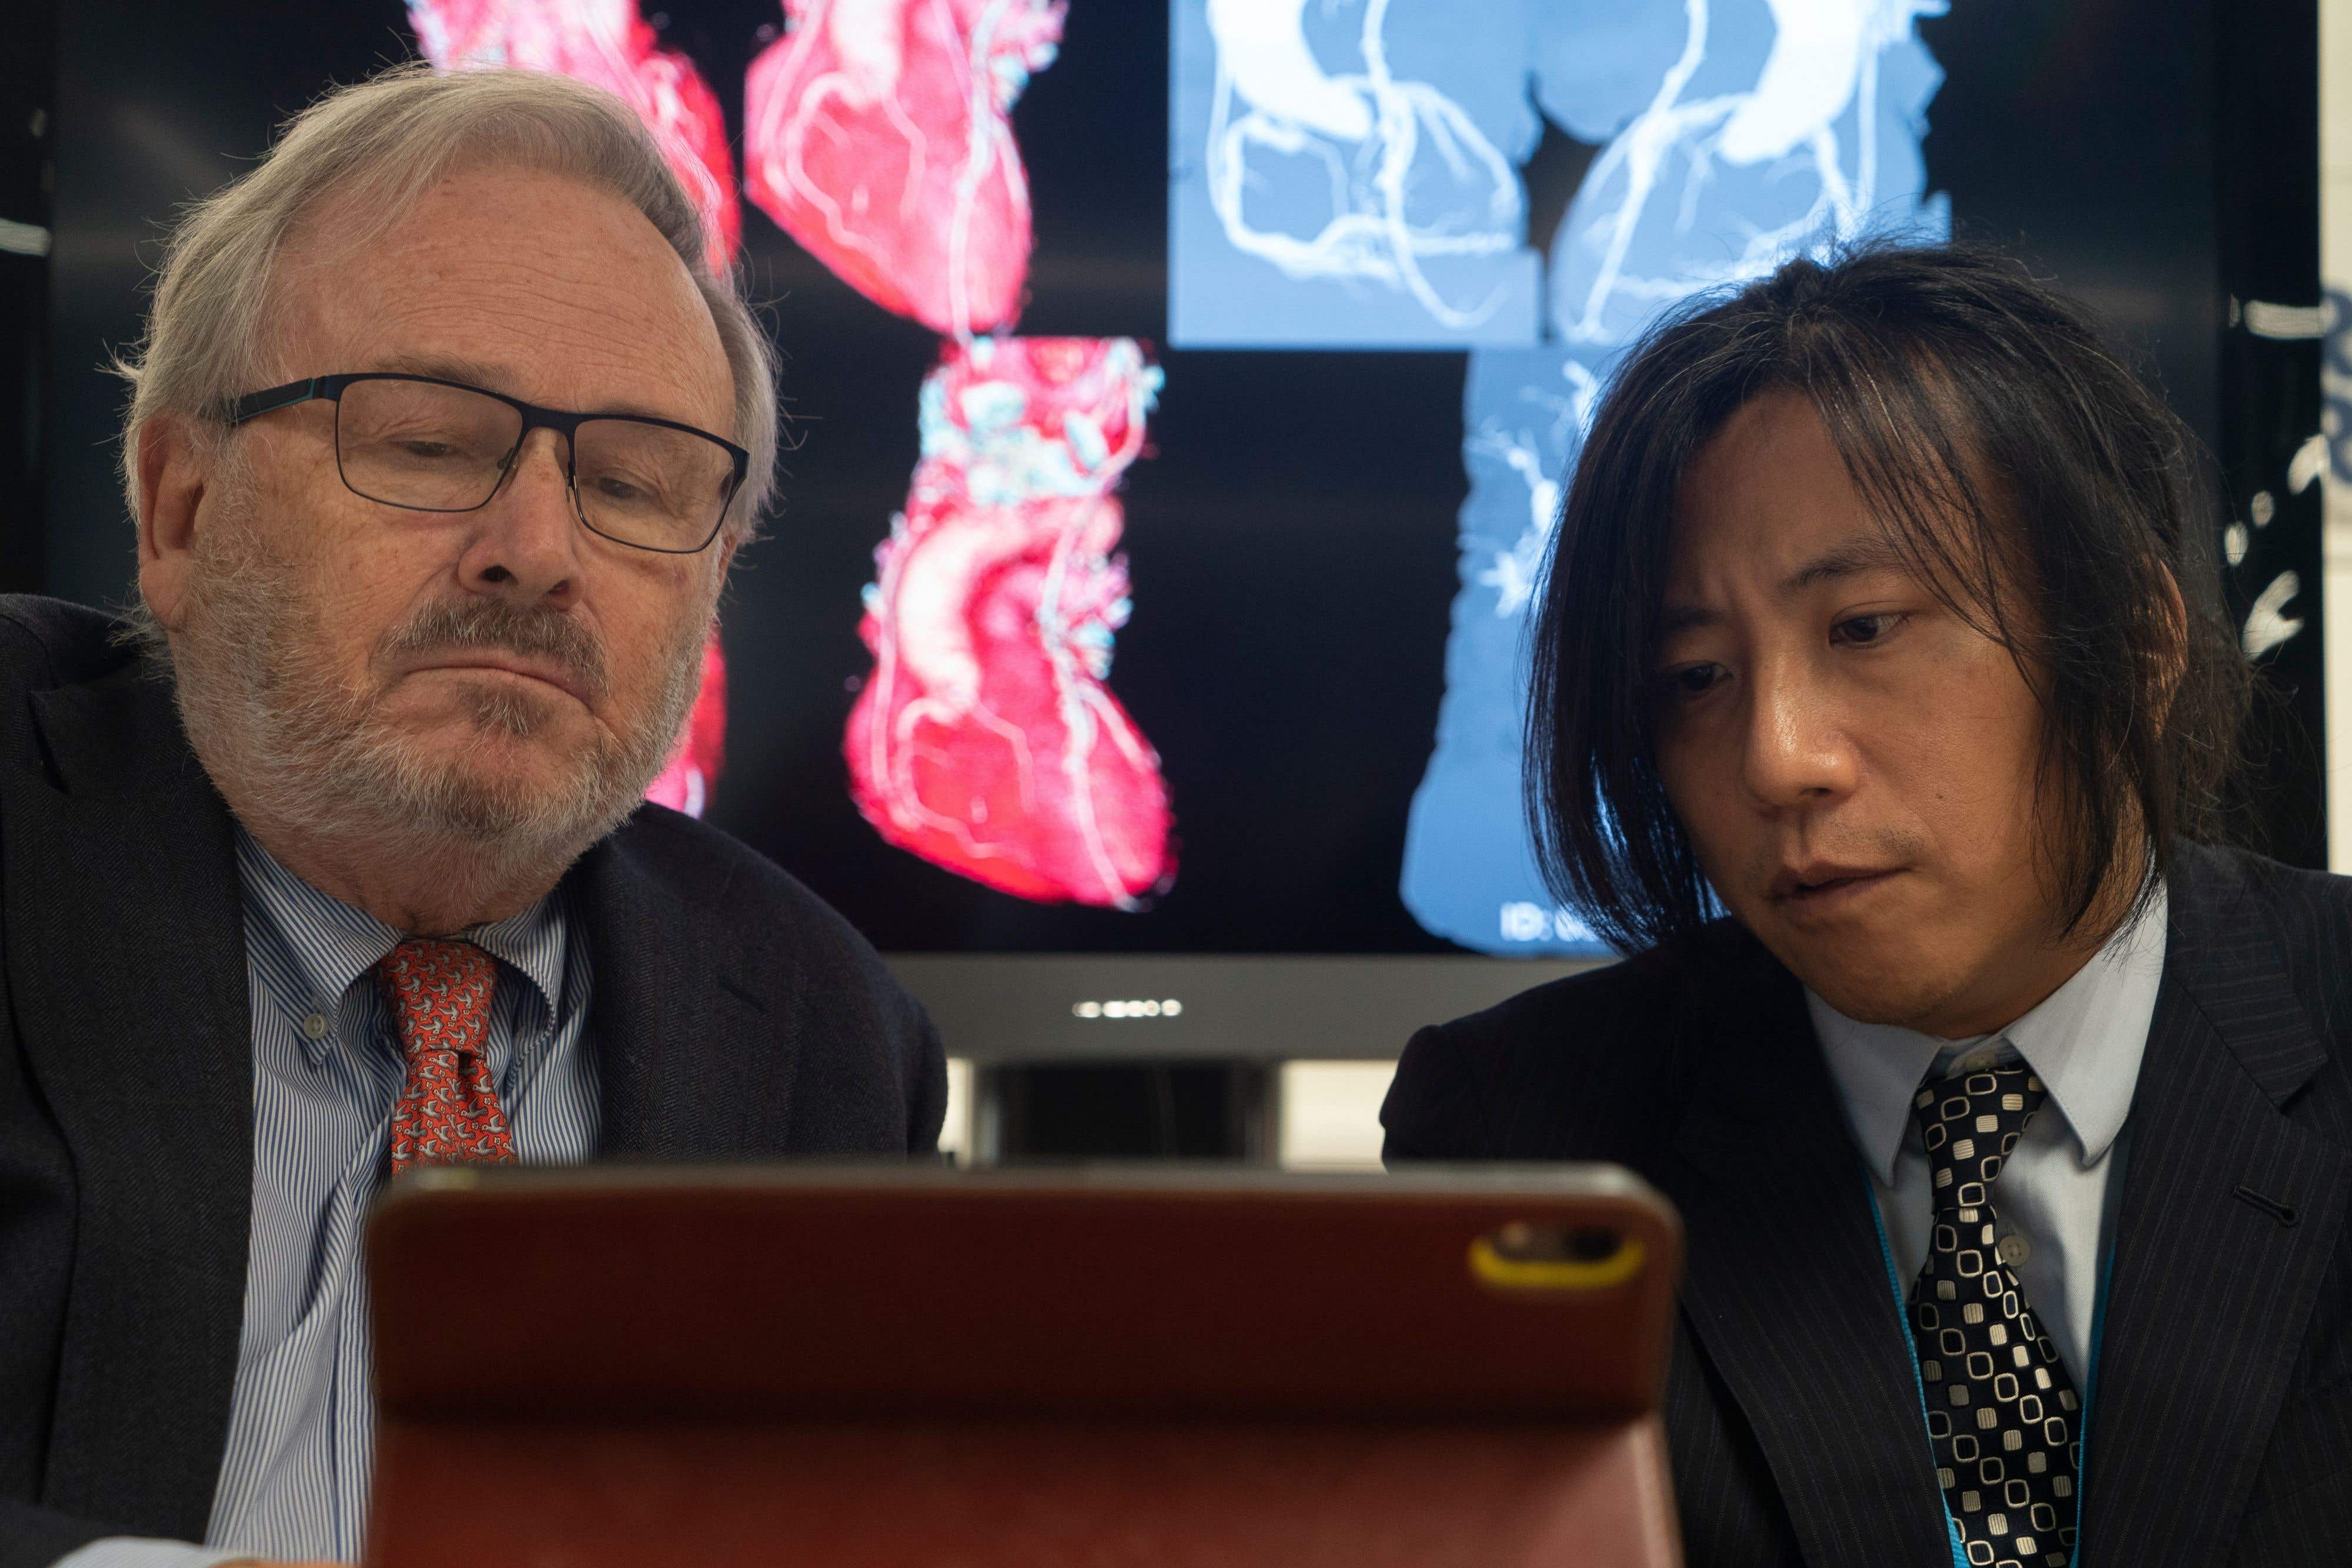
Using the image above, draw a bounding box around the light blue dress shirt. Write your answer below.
[1808,882,2169,1385]
[59,828,599,1568]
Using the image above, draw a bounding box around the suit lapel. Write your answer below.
[2077,847,2351,1566]
[1662,950,1958,1567]
[4,660,252,1536]
[572,821,804,1158]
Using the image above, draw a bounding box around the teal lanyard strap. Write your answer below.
[1860,1161,2108,1568]
[2074,1245,2114,1562]
[1861,1161,1972,1568]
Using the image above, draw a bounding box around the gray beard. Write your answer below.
[168,493,706,898]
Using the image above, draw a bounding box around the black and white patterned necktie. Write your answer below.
[1910,1062,2081,1567]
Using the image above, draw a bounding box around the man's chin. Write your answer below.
[1781,928,2004,1035]
[449,759,614,827]
[402,730,567,790]
[339,721,637,844]
[391,678,583,743]
[1743,915,1952,1030]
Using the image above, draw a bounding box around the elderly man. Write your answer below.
[0,66,944,1568]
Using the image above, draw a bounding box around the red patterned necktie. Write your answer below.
[375,938,517,1177]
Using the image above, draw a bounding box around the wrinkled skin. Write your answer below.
[136,165,739,934]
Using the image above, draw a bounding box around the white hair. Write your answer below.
[116,61,779,540]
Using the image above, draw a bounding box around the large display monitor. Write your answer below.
[32,1,2321,1058]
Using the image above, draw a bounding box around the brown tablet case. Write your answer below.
[365,1165,1684,1567]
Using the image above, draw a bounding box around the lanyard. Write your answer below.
[1862,1162,2113,1568]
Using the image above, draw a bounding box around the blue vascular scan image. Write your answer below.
[1172,0,1951,956]
[1170,0,1549,348]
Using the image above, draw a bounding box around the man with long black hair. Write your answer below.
[1383,245,2351,1568]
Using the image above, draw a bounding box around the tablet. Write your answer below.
[366,1164,1683,1567]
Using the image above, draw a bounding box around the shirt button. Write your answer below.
[301,1011,330,1042]
[1998,1233,2031,1267]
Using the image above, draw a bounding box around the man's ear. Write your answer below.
[135,414,212,633]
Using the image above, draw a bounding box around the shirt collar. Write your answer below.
[1810,880,2169,1183]
[466,893,572,1043]
[235,825,570,1065]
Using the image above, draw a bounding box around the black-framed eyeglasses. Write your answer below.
[223,373,750,555]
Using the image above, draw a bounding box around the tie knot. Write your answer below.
[374,938,497,1061]
[1911,1061,2045,1209]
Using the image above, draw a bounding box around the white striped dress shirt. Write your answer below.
[58,828,599,1568]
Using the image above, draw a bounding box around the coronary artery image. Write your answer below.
[1171,0,1546,347]
[846,337,1171,908]
[744,0,1174,906]
[743,0,1066,339]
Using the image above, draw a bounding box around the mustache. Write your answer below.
[381,599,610,703]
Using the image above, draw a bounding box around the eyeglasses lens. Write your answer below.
[574,419,738,551]
[335,379,736,551]
[336,378,518,511]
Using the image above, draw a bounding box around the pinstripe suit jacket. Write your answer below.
[0,596,947,1567]
[1383,842,2352,1567]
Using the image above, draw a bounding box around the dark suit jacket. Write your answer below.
[0,595,947,1566]
[1384,841,2352,1567]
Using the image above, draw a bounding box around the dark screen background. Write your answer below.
[35,0,2305,955]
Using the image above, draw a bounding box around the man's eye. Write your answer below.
[588,473,660,509]
[1833,612,1906,646]
[1663,663,1723,698]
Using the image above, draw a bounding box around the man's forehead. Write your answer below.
[360,348,698,426]
[1656,527,1920,637]
[1669,406,1874,567]
[278,167,733,430]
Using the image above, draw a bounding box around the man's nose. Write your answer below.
[457,429,584,608]
[1739,657,1858,809]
